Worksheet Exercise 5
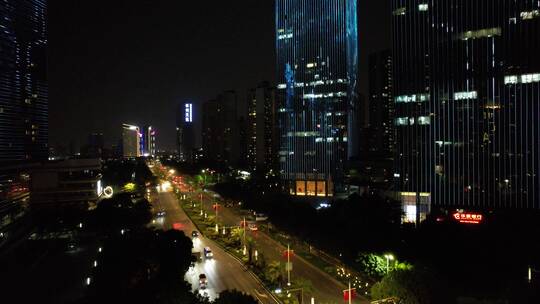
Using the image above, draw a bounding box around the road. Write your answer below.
[194,190,368,304]
[148,186,277,304]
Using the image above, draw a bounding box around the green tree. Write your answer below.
[265,261,284,286]
[214,290,257,304]
[246,236,256,264]
[292,277,314,303]
[356,253,387,278]
[370,268,449,304]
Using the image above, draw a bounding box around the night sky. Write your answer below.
[48,0,390,151]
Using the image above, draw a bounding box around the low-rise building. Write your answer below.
[30,159,102,208]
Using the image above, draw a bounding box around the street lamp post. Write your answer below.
[214,202,219,232]
[200,193,203,216]
[384,254,394,274]
[287,244,291,286]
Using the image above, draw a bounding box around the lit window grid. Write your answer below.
[392,0,540,210]
[276,0,358,195]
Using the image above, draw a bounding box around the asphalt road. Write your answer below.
[169,180,368,304]
[148,186,277,304]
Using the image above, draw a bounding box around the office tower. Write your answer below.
[368,50,394,155]
[276,0,358,197]
[392,1,540,222]
[202,91,246,167]
[122,124,140,158]
[202,100,219,163]
[81,132,104,158]
[247,82,278,172]
[0,0,48,162]
[142,126,156,157]
[176,102,195,162]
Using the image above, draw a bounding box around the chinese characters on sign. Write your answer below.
[453,212,483,224]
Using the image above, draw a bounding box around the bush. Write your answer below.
[370,268,450,304]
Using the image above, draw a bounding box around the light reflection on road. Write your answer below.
[145,177,277,304]
[185,237,219,301]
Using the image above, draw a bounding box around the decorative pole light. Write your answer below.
[384,254,394,273]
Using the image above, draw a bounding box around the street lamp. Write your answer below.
[384,254,395,274]
[200,193,204,216]
[285,287,304,304]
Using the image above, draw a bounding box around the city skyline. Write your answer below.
[47,1,391,151]
[3,1,540,303]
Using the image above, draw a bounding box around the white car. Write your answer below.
[199,274,208,289]
[204,247,213,258]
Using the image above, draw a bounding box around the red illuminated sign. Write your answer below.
[343,288,356,301]
[282,250,295,260]
[452,212,483,224]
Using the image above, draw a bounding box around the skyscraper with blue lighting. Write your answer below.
[276,0,358,197]
[0,0,48,162]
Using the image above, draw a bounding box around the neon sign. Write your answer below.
[453,212,483,224]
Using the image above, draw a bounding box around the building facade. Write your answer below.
[0,0,48,162]
[276,0,358,197]
[122,124,140,158]
[392,0,540,222]
[202,91,247,168]
[142,126,156,157]
[177,102,195,162]
[247,82,278,172]
[368,50,394,156]
[30,159,102,208]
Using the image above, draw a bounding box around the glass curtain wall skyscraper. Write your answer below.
[276,0,358,197]
[392,0,540,222]
[0,0,48,162]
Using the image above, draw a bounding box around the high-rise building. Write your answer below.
[142,126,156,157]
[392,0,540,222]
[202,91,247,167]
[247,82,278,172]
[122,124,140,158]
[177,102,195,162]
[276,0,358,197]
[81,132,104,159]
[0,0,48,162]
[368,50,394,155]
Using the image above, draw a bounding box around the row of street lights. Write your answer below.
[175,167,326,303]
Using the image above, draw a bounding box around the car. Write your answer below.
[255,213,268,221]
[156,210,166,217]
[199,273,207,289]
[248,223,258,231]
[203,247,213,258]
[191,230,199,238]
